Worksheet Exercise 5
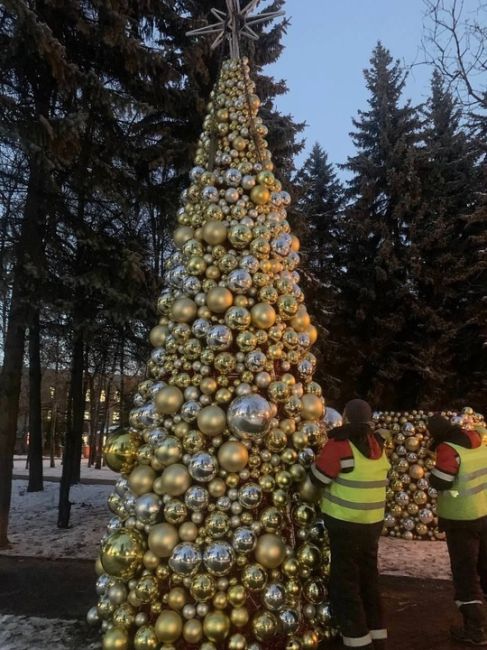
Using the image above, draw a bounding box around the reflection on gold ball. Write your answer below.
[251,303,276,329]
[242,563,268,591]
[101,529,144,580]
[197,405,227,436]
[203,611,230,642]
[218,441,249,472]
[102,627,129,650]
[252,611,278,641]
[228,633,247,650]
[255,534,286,569]
[104,432,138,473]
[190,573,216,602]
[148,523,179,558]
[409,464,424,480]
[207,287,233,314]
[134,626,159,650]
[155,610,183,643]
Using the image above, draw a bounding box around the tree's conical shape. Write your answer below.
[91,57,335,650]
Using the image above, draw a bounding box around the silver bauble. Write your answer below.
[232,526,256,553]
[134,493,161,525]
[238,483,262,509]
[323,407,343,430]
[263,583,286,611]
[278,609,299,633]
[203,541,235,576]
[188,452,218,482]
[227,269,253,294]
[227,395,272,440]
[207,325,233,351]
[169,543,202,576]
[185,486,210,512]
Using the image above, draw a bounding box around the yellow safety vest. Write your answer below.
[320,442,389,524]
[437,443,487,521]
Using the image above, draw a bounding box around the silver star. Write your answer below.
[186,0,285,59]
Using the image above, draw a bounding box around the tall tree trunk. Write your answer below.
[57,328,84,528]
[0,162,45,548]
[27,309,43,492]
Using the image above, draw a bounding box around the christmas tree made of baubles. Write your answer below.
[89,56,337,650]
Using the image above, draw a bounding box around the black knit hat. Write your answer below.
[343,399,372,425]
[428,414,455,439]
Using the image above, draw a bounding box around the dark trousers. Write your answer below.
[445,517,487,627]
[325,515,385,645]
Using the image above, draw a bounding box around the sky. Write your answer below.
[268,0,433,171]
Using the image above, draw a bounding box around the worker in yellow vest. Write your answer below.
[429,414,487,646]
[310,399,389,650]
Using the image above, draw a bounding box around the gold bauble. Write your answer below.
[305,324,318,345]
[208,478,227,498]
[290,307,310,332]
[149,324,169,347]
[297,543,321,568]
[190,573,216,602]
[290,234,300,252]
[168,587,187,610]
[203,611,231,642]
[154,436,183,466]
[154,386,184,415]
[298,476,322,503]
[260,506,282,532]
[136,575,158,603]
[104,433,138,473]
[102,627,129,650]
[250,185,271,205]
[255,534,286,569]
[197,405,227,436]
[409,464,425,480]
[218,441,249,472]
[143,550,160,571]
[187,255,207,276]
[302,631,319,649]
[183,619,203,644]
[101,529,144,580]
[207,287,234,314]
[200,377,218,395]
[281,418,296,435]
[155,610,183,643]
[301,394,324,420]
[148,523,179,558]
[405,436,420,452]
[202,221,228,245]
[252,612,278,641]
[251,303,276,329]
[134,626,159,650]
[213,592,228,609]
[154,464,191,497]
[127,465,155,496]
[171,298,197,323]
[179,521,199,542]
[228,633,247,650]
[231,606,249,628]
[174,226,194,249]
[228,585,246,606]
[242,563,268,591]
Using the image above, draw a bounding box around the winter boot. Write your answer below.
[451,603,487,646]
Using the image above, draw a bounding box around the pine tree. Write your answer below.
[292,143,344,399]
[330,43,423,408]
[408,70,480,408]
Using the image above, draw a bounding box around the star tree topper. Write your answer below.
[186,0,285,59]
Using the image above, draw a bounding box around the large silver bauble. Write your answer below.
[278,609,299,633]
[185,486,210,512]
[315,602,332,626]
[134,493,161,525]
[323,407,343,430]
[190,166,205,181]
[203,541,235,576]
[238,483,262,510]
[169,543,202,576]
[225,168,242,187]
[263,583,286,611]
[227,269,253,294]
[181,400,201,423]
[184,276,201,295]
[271,233,293,257]
[207,325,233,351]
[232,527,256,553]
[225,188,240,203]
[227,395,272,440]
[188,452,218,482]
[202,186,219,203]
[245,351,267,372]
[192,318,210,339]
[428,487,438,499]
[395,491,409,506]
[419,508,434,524]
[239,255,259,273]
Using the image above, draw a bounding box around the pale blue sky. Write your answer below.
[268,0,432,170]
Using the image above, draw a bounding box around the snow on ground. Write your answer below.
[1,477,452,580]
[13,456,117,483]
[379,536,451,580]
[0,480,111,560]
[0,615,100,650]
